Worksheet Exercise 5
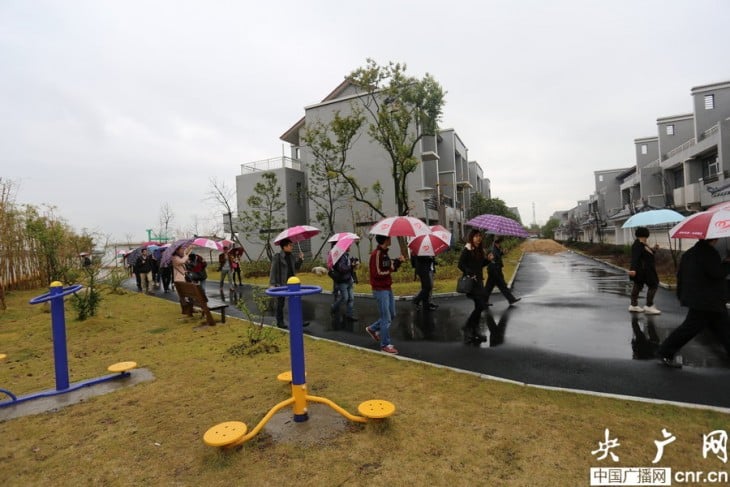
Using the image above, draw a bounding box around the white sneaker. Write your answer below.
[644,305,662,315]
[628,305,644,313]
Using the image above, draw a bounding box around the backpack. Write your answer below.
[328,267,345,283]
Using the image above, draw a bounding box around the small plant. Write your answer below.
[105,267,129,295]
[227,287,280,357]
[70,266,103,321]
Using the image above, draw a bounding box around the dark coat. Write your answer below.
[458,244,488,281]
[629,239,659,287]
[676,240,730,312]
[269,251,303,286]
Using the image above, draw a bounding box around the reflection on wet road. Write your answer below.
[170,250,730,369]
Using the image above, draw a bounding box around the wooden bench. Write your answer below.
[174,281,229,326]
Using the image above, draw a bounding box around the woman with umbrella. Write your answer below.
[458,229,490,344]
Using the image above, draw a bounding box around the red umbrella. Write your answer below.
[408,233,450,257]
[273,225,320,244]
[669,209,730,239]
[369,216,430,238]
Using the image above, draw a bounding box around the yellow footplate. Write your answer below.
[276,371,293,382]
[107,361,137,373]
[358,400,396,419]
[203,421,248,447]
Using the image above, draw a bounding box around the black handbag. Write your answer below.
[456,275,474,294]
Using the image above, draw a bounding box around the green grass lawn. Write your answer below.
[0,282,726,485]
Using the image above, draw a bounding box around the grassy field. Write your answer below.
[0,243,726,485]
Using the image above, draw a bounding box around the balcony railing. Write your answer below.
[699,123,719,142]
[241,156,301,174]
[665,138,696,160]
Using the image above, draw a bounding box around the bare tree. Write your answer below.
[208,178,252,260]
[157,202,174,241]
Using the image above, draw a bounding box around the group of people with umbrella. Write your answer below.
[270,214,529,354]
[622,205,730,367]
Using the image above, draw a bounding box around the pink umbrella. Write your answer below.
[327,232,360,243]
[669,209,730,239]
[466,214,529,238]
[273,225,321,244]
[408,233,450,257]
[369,216,430,238]
[193,237,226,250]
[327,237,357,269]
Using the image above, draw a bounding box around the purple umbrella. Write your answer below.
[466,214,529,238]
[159,238,194,267]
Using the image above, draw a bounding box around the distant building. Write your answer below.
[235,79,492,258]
[555,79,730,246]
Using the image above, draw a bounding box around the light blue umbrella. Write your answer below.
[621,209,685,228]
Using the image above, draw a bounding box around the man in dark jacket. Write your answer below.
[269,238,303,329]
[657,238,730,368]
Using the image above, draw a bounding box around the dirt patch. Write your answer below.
[520,239,568,255]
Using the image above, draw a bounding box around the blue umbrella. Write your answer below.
[621,209,685,228]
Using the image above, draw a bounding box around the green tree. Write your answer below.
[302,109,368,258]
[347,59,445,217]
[467,194,520,222]
[541,217,560,239]
[238,172,286,260]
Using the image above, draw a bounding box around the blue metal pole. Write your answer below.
[287,280,306,387]
[49,282,70,390]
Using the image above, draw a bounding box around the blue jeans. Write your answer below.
[369,289,395,347]
[332,281,354,317]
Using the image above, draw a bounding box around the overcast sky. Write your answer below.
[2,0,729,243]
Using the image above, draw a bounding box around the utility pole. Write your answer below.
[532,202,537,226]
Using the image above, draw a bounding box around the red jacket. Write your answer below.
[369,246,397,291]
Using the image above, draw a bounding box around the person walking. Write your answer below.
[134,248,154,294]
[657,238,730,368]
[218,245,234,291]
[458,229,490,344]
[269,238,304,329]
[231,250,243,287]
[365,235,404,354]
[330,245,358,322]
[412,255,438,310]
[628,226,661,314]
[484,237,521,306]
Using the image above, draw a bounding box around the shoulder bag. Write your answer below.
[456,274,474,294]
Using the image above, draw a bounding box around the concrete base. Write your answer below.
[0,368,155,422]
[263,402,351,446]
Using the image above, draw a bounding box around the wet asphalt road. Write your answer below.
[141,250,730,410]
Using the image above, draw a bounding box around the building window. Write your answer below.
[598,175,604,182]
[702,156,720,180]
[704,94,715,110]
[641,144,647,154]
[666,125,674,136]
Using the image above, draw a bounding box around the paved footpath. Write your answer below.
[144,250,730,411]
